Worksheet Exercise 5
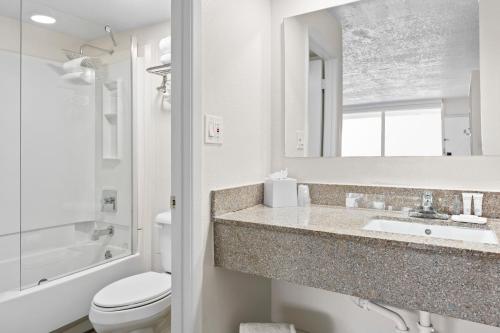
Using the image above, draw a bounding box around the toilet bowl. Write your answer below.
[90,272,171,333]
[90,211,172,333]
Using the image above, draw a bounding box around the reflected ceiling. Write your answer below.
[330,0,479,106]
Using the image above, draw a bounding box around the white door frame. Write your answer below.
[171,0,202,332]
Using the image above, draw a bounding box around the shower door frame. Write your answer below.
[171,0,202,332]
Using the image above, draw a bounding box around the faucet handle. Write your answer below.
[102,189,117,213]
[422,191,433,210]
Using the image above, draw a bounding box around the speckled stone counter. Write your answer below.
[212,185,500,327]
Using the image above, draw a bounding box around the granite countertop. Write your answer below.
[212,184,500,326]
[215,204,500,255]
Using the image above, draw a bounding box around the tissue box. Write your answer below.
[264,178,298,208]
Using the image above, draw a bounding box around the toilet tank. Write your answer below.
[155,211,172,273]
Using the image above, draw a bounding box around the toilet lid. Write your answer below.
[93,272,171,309]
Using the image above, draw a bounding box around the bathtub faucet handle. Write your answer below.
[91,225,114,241]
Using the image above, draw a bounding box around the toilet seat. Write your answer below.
[89,272,172,332]
[90,293,171,332]
[92,272,171,312]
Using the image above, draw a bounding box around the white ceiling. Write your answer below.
[0,0,171,40]
[330,0,479,106]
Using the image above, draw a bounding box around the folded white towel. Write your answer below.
[160,53,171,65]
[61,69,94,85]
[159,36,171,54]
[240,323,296,333]
[62,57,87,73]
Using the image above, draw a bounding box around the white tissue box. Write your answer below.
[264,178,297,208]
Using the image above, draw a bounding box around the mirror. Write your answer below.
[283,0,500,158]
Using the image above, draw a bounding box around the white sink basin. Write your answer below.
[363,218,499,245]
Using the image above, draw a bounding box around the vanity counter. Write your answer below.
[215,204,500,255]
[212,185,500,327]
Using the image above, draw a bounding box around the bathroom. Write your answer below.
[1,0,500,333]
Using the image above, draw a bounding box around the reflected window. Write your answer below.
[342,108,443,157]
[385,109,442,157]
[342,112,382,157]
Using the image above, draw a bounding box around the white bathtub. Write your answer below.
[21,242,130,288]
[0,246,143,332]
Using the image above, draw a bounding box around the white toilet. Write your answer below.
[89,211,172,333]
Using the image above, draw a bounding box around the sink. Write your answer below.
[363,218,499,245]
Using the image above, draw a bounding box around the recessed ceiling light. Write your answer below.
[30,14,56,24]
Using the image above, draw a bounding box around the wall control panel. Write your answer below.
[205,114,224,144]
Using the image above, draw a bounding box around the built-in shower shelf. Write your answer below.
[102,78,122,161]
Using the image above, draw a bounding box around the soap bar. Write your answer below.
[451,214,487,224]
[264,178,297,208]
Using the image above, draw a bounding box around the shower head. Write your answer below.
[105,25,118,47]
[62,49,102,69]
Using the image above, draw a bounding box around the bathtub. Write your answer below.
[21,242,130,288]
[0,243,144,332]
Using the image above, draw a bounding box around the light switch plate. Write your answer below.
[205,114,224,144]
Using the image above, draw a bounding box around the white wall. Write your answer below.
[130,22,172,271]
[135,23,173,223]
[94,59,132,230]
[0,15,20,246]
[200,0,273,331]
[272,281,500,333]
[0,49,20,237]
[270,1,500,332]
[443,97,469,116]
[21,54,96,231]
[91,21,173,270]
[0,17,98,233]
[0,15,89,238]
[0,16,84,62]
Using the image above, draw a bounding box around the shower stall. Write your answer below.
[0,0,141,329]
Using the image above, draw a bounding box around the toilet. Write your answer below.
[89,211,172,333]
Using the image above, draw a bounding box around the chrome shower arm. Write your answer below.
[79,43,114,56]
[105,25,118,47]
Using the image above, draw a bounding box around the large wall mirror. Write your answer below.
[283,0,500,158]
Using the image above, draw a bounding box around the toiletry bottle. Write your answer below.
[298,184,311,207]
[473,193,484,217]
[462,193,473,215]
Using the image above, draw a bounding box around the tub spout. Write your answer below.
[91,226,114,241]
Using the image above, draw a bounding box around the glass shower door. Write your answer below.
[0,0,21,295]
[19,0,134,288]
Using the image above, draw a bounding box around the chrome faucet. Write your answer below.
[409,191,449,220]
[91,226,114,241]
[421,191,434,212]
